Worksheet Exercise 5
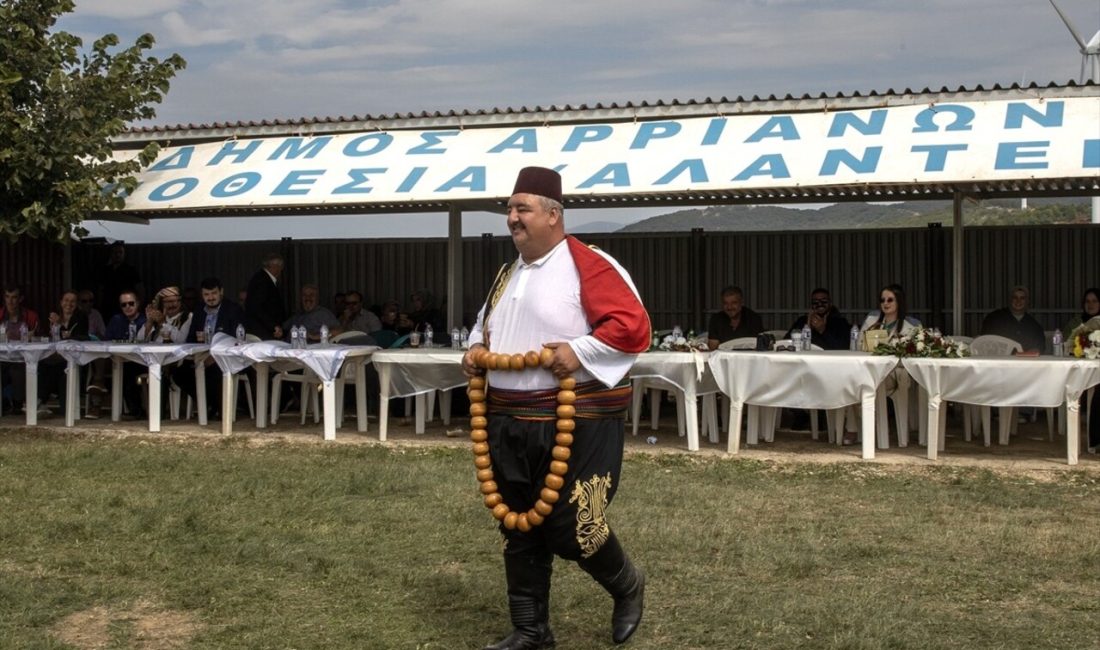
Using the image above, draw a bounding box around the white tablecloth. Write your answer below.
[0,341,58,425]
[903,356,1100,464]
[371,348,467,441]
[208,335,378,439]
[629,350,719,451]
[708,350,900,458]
[53,340,210,431]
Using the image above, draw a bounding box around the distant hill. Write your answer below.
[618,197,1094,233]
[570,220,625,234]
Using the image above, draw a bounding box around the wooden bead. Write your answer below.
[474,454,492,470]
[468,375,486,390]
[556,405,576,419]
[476,468,494,482]
[483,352,498,368]
[495,354,512,371]
[510,353,525,370]
[556,390,576,405]
[484,492,502,508]
[540,488,560,504]
[469,402,487,417]
[472,442,490,455]
[516,512,531,532]
[551,445,571,461]
[470,429,488,443]
[555,432,573,446]
[556,419,576,433]
[492,503,510,520]
[544,473,564,490]
[534,500,553,516]
[549,460,568,476]
[479,480,498,495]
[474,349,490,367]
[540,347,554,368]
[525,351,541,368]
[470,415,488,428]
[467,389,486,402]
[527,509,545,526]
[503,511,519,530]
[558,377,576,390]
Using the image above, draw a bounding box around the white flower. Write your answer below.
[915,341,925,352]
[1089,330,1100,345]
[674,336,687,346]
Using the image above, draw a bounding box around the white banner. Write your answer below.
[119,97,1100,211]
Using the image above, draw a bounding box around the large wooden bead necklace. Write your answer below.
[467,346,576,532]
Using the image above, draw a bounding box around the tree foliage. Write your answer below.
[0,0,185,242]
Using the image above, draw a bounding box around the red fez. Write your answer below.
[511,166,562,203]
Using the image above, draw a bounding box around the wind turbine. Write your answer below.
[1047,0,1100,222]
[1048,0,1100,82]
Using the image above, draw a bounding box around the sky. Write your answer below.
[56,0,1100,242]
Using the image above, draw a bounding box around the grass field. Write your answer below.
[2,429,1099,649]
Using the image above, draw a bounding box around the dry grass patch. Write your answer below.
[51,598,202,650]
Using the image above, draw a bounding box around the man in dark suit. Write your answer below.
[174,277,247,418]
[245,253,288,340]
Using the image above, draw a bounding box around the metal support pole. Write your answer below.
[952,192,965,336]
[446,205,463,330]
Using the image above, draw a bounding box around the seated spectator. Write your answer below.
[337,290,382,336]
[379,300,402,332]
[38,291,90,415]
[105,291,148,418]
[284,284,340,342]
[1,283,42,411]
[859,284,920,338]
[174,277,247,419]
[142,286,192,344]
[784,288,852,350]
[333,292,346,316]
[1,282,40,336]
[1062,288,1100,342]
[398,289,445,342]
[76,289,108,417]
[77,289,107,341]
[980,286,1044,353]
[707,286,764,350]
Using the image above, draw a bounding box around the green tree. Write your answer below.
[0,0,185,242]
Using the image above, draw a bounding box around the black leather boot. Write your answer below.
[577,534,645,644]
[483,552,555,650]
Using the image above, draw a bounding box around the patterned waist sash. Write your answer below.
[488,379,632,420]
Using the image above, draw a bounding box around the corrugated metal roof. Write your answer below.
[113,80,1100,146]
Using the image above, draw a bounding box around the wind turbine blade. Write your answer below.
[1048,0,1088,49]
[1087,30,1100,51]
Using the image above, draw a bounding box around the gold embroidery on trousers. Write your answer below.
[570,473,612,558]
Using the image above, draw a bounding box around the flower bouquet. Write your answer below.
[1070,318,1100,359]
[871,326,970,358]
[653,333,708,352]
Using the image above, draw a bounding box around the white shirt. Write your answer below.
[469,238,639,390]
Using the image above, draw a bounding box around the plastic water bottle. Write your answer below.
[298,325,307,348]
[50,323,61,342]
[235,323,246,344]
[801,323,812,351]
[204,323,214,344]
[850,325,860,351]
[1052,330,1064,357]
[424,325,434,349]
[0,322,7,343]
[320,324,330,346]
[290,325,300,348]
[127,321,136,343]
[451,327,461,350]
[460,326,469,349]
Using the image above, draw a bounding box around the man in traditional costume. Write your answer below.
[463,167,651,648]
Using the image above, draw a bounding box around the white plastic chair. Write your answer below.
[717,337,756,351]
[966,335,1023,446]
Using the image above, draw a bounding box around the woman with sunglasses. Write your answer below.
[859,284,920,338]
